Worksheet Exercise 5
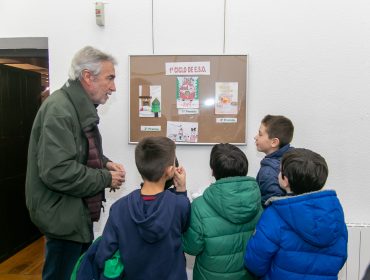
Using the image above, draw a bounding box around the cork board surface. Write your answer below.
[129,55,247,145]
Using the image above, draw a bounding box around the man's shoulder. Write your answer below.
[47,87,68,102]
[41,89,74,114]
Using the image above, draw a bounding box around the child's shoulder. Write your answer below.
[170,190,190,208]
[111,188,140,208]
[259,157,280,174]
[189,193,212,214]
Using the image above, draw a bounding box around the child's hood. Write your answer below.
[272,190,346,247]
[203,176,262,224]
[127,190,176,243]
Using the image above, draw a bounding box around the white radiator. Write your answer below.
[339,224,370,280]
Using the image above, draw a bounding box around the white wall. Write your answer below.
[1,0,370,226]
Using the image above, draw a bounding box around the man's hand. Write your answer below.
[110,170,125,190]
[174,166,186,192]
[106,161,125,172]
[107,162,126,191]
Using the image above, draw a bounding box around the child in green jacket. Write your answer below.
[182,143,262,280]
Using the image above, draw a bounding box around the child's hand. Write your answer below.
[174,166,186,192]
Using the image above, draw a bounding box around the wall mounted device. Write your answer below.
[95,2,105,26]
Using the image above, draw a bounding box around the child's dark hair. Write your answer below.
[281,148,328,194]
[135,136,175,182]
[210,143,248,180]
[262,115,294,148]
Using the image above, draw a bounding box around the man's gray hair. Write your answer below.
[68,46,117,80]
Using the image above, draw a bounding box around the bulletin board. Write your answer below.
[129,55,247,145]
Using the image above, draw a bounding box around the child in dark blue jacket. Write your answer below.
[244,148,348,280]
[254,115,294,207]
[94,136,190,279]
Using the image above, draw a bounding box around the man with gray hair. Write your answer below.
[25,46,125,280]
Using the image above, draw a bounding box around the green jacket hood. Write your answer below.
[203,176,261,224]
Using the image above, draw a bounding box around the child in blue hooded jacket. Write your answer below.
[244,148,348,280]
[94,136,190,279]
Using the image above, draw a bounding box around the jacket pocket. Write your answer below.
[33,195,88,238]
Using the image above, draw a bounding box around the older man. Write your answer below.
[25,46,125,280]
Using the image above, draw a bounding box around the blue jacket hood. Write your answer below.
[270,190,345,247]
[127,190,176,243]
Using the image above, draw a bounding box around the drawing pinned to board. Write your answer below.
[176,77,199,109]
[167,121,198,143]
[215,82,238,115]
[138,85,162,117]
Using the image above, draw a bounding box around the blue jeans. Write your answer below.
[42,237,91,280]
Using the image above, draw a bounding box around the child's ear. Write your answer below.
[271,137,280,148]
[165,165,175,178]
[280,175,291,191]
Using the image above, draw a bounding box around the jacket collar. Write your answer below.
[62,79,99,130]
[266,144,291,159]
[265,189,336,206]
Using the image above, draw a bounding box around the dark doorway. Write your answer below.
[0,40,48,262]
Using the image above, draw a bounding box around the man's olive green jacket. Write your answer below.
[26,80,111,243]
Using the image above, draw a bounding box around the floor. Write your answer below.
[0,237,44,280]
[0,237,195,280]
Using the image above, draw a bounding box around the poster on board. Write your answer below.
[215,82,238,115]
[167,121,198,143]
[176,77,199,109]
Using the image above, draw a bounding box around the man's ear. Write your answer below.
[271,137,280,148]
[80,70,93,86]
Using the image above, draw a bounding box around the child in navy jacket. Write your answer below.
[94,136,190,279]
[254,115,294,207]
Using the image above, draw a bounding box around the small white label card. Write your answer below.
[141,126,161,132]
[178,108,200,115]
[216,118,237,123]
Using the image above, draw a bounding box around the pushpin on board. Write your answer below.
[95,2,105,26]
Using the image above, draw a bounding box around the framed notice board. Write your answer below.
[129,55,247,145]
